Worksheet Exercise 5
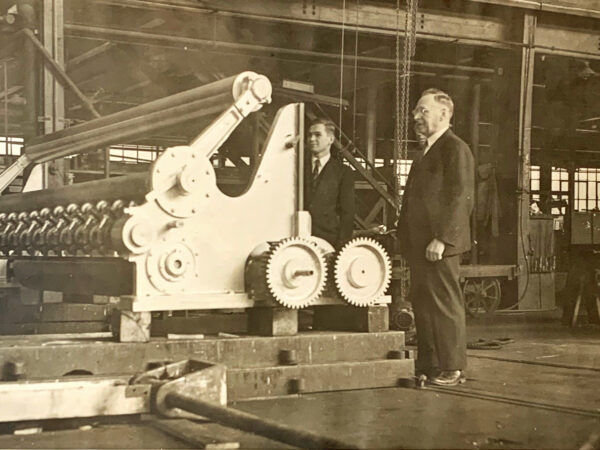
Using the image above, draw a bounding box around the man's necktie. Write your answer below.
[312,158,320,183]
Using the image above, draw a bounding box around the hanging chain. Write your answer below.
[338,0,347,143]
[394,0,419,303]
[352,0,359,144]
[395,0,418,207]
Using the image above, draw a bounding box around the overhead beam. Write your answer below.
[535,24,600,60]
[92,0,600,21]
[466,0,600,20]
[93,0,512,48]
[66,41,115,70]
[63,24,496,75]
[88,0,600,60]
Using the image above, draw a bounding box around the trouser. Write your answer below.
[408,254,467,372]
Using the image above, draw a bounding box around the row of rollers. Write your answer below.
[0,199,136,256]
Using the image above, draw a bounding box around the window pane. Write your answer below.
[590,183,597,199]
[531,180,540,191]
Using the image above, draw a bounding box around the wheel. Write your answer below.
[333,237,392,306]
[264,237,328,308]
[462,277,501,317]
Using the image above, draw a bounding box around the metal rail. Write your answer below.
[424,385,600,419]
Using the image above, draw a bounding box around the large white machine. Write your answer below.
[0,72,391,340]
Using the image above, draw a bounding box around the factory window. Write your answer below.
[0,136,23,156]
[530,165,540,193]
[574,168,600,211]
[398,160,413,196]
[552,167,569,216]
[529,165,569,216]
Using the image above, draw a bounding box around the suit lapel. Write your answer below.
[421,128,452,163]
[312,157,334,190]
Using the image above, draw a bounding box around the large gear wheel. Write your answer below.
[265,237,327,309]
[334,237,392,306]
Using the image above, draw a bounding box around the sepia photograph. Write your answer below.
[0,0,598,448]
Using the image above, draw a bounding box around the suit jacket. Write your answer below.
[305,155,355,248]
[397,129,474,259]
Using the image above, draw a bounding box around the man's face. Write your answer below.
[308,124,334,156]
[412,94,448,138]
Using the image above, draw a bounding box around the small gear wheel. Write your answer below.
[334,237,392,306]
[265,237,327,308]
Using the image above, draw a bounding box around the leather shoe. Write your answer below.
[429,370,466,386]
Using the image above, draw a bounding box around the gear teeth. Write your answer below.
[246,252,270,301]
[263,237,327,309]
[333,237,392,307]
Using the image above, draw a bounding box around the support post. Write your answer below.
[247,307,298,336]
[470,83,481,264]
[17,0,39,142]
[104,147,110,178]
[118,311,151,342]
[42,0,66,189]
[540,161,552,214]
[366,84,377,166]
[517,13,536,306]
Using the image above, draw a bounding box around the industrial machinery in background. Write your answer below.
[0,72,392,341]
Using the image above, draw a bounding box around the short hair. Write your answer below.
[421,88,454,116]
[309,118,336,137]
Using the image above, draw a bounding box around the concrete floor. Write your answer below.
[0,310,598,449]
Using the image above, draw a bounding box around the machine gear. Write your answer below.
[333,237,392,306]
[264,237,328,309]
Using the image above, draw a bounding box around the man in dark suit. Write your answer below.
[397,88,474,386]
[305,119,355,249]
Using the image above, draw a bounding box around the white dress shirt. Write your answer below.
[423,126,450,156]
[312,152,331,175]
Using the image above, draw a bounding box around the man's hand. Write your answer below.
[425,238,445,262]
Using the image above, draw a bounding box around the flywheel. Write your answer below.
[263,237,328,309]
[333,237,392,306]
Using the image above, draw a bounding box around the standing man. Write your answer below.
[305,118,355,249]
[397,88,474,386]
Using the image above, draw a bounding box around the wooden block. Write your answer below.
[40,303,110,322]
[35,321,109,334]
[20,288,42,305]
[228,359,414,400]
[118,311,151,343]
[0,321,108,335]
[0,299,40,324]
[62,293,94,304]
[0,376,150,422]
[313,305,389,332]
[247,307,298,336]
[42,291,63,303]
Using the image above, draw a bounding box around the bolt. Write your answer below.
[167,220,185,229]
[289,377,305,394]
[279,349,298,366]
[4,361,25,380]
[387,350,404,360]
